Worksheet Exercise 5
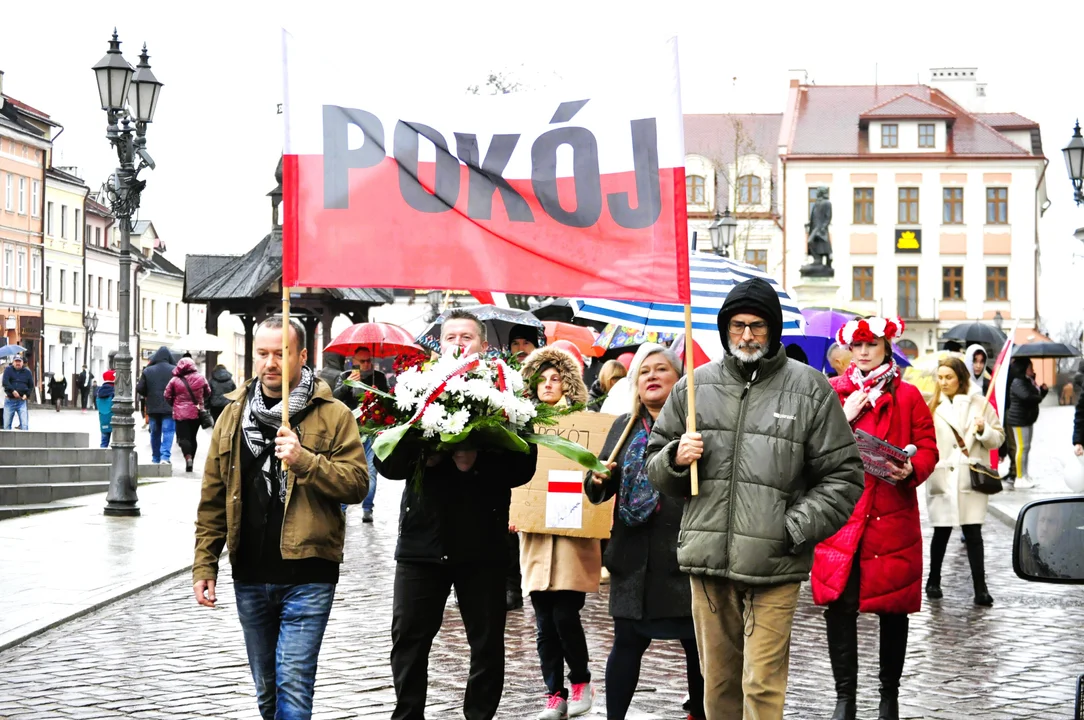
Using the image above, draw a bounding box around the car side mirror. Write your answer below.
[1014,498,1084,584]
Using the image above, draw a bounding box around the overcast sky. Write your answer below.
[3,0,1081,333]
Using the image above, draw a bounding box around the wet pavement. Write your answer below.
[0,401,1081,718]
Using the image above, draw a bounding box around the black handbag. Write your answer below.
[181,375,214,430]
[943,418,1002,496]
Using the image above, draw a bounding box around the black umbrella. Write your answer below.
[1012,342,1081,359]
[941,322,1007,346]
[416,305,545,352]
[530,298,575,323]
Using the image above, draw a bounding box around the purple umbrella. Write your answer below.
[796,309,911,370]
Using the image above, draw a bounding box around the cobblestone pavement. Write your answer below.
[2,475,1084,720]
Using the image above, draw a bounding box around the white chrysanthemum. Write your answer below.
[442,408,471,435]
[866,317,888,336]
[463,378,494,402]
[505,365,526,393]
[419,403,448,438]
[444,375,468,397]
[395,392,416,412]
[396,367,425,395]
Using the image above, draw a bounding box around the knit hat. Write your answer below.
[716,277,784,357]
[103,370,116,382]
[508,324,540,347]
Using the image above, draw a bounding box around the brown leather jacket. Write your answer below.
[192,378,368,582]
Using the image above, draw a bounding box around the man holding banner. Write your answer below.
[646,278,864,720]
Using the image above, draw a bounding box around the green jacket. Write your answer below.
[646,348,863,585]
[192,378,369,583]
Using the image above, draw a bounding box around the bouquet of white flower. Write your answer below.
[359,351,605,478]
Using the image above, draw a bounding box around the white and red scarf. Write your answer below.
[846,359,899,418]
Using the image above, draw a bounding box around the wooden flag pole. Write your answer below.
[281,285,291,427]
[684,303,699,495]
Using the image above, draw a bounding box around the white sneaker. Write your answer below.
[537,693,568,720]
[568,682,594,717]
[1015,476,1036,490]
[159,459,171,465]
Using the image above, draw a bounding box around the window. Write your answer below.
[97,277,103,309]
[151,299,157,330]
[853,266,874,301]
[85,224,91,243]
[59,268,66,303]
[16,250,26,291]
[738,175,761,205]
[142,299,149,329]
[986,187,1008,224]
[95,227,101,246]
[88,274,94,307]
[686,175,705,204]
[31,180,39,216]
[175,305,181,334]
[853,188,874,224]
[31,252,40,292]
[986,267,1008,300]
[17,177,26,214]
[881,124,898,148]
[809,186,829,214]
[166,302,172,333]
[74,210,81,241]
[3,247,12,288]
[61,205,68,238]
[45,266,52,301]
[46,201,54,235]
[744,249,767,272]
[943,188,963,224]
[919,124,936,148]
[898,188,919,224]
[73,271,79,306]
[4,174,11,211]
[107,280,114,311]
[942,266,963,300]
[898,267,919,317]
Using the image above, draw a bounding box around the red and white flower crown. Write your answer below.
[836,316,905,346]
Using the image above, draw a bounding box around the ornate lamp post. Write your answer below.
[82,311,98,369]
[1063,121,1084,206]
[92,30,163,517]
[708,208,737,258]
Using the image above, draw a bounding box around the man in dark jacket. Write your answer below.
[3,355,34,429]
[375,309,538,720]
[646,277,864,720]
[136,346,177,464]
[76,365,93,411]
[1006,357,1048,490]
[333,347,387,523]
[207,364,237,424]
[1074,386,1083,458]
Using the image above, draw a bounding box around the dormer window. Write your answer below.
[919,124,936,148]
[738,175,761,205]
[881,124,899,148]
[686,175,705,204]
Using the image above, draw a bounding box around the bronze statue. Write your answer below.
[801,187,834,277]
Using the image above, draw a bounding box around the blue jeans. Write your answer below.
[100,432,111,448]
[148,414,175,462]
[3,398,28,429]
[234,583,336,720]
[363,437,377,512]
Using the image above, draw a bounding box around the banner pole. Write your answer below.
[281,284,291,428]
[684,303,699,495]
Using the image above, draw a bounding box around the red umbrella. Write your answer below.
[324,322,424,359]
[543,321,603,358]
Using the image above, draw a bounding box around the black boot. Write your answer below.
[964,525,994,606]
[825,608,858,720]
[878,614,908,720]
[926,528,949,600]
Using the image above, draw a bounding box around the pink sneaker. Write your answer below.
[568,682,594,716]
[536,692,568,720]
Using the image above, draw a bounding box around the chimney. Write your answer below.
[929,67,986,112]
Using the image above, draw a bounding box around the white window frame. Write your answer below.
[16,249,26,290]
[45,265,52,301]
[73,271,80,307]
[3,247,13,288]
[30,180,39,217]
[4,174,11,211]
[61,205,68,239]
[59,268,66,304]
[31,251,41,293]
[46,201,53,235]
[17,177,26,214]
[74,209,81,242]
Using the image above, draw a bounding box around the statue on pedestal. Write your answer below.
[801,186,834,278]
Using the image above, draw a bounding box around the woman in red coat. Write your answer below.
[811,317,937,720]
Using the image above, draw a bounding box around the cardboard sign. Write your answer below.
[510,412,620,539]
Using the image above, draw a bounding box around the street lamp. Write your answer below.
[82,312,98,370]
[1064,120,1084,206]
[708,208,737,258]
[92,30,163,517]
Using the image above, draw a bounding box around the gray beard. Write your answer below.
[728,340,767,363]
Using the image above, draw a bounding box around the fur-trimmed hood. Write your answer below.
[520,346,588,406]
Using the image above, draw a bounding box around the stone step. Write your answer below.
[0,482,109,505]
[0,430,89,449]
[0,463,171,485]
[0,503,77,520]
[0,478,168,520]
[0,447,112,466]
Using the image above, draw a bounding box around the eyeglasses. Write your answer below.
[728,320,769,337]
[355,357,373,364]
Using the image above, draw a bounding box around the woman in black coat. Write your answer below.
[584,343,704,720]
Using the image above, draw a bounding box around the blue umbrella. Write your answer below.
[0,344,27,359]
[574,253,803,358]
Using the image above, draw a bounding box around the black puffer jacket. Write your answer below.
[1006,376,1047,428]
[136,346,177,415]
[585,411,691,621]
[1074,391,1084,447]
[375,438,537,564]
[208,367,237,410]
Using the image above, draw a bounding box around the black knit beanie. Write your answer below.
[508,324,539,346]
[716,277,784,357]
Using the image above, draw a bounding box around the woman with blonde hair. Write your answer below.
[520,346,600,719]
[925,356,1004,606]
[588,359,627,409]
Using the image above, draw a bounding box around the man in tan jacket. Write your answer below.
[193,316,368,720]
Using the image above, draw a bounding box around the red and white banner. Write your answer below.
[281,31,689,303]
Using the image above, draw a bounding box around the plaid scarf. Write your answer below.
[846,359,899,417]
[241,366,315,500]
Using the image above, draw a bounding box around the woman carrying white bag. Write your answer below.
[925,356,1005,607]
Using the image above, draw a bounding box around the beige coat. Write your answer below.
[926,387,1005,527]
[521,533,601,594]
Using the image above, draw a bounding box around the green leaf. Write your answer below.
[372,423,412,461]
[474,424,530,453]
[524,433,607,474]
[343,379,395,400]
[439,428,473,444]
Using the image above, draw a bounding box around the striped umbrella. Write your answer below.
[573,253,803,358]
